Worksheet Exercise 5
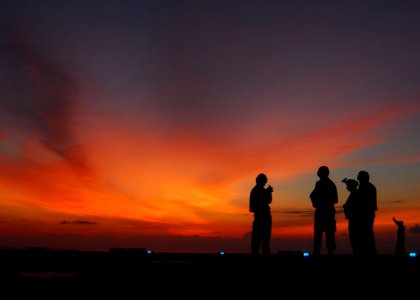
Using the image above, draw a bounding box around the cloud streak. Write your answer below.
[60,220,98,225]
[0,26,87,171]
[273,209,313,218]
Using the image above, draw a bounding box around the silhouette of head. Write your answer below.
[317,166,329,178]
[357,170,370,183]
[342,178,358,191]
[256,173,268,186]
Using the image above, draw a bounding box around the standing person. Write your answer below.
[342,178,361,254]
[357,170,378,255]
[310,166,338,256]
[249,173,273,256]
[392,217,406,256]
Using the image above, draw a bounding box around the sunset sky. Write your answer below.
[0,0,419,254]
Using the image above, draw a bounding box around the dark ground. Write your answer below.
[1,248,418,297]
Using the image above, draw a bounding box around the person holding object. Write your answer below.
[393,217,405,256]
[249,173,273,256]
[342,178,361,254]
[310,166,338,256]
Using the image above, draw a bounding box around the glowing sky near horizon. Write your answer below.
[0,0,420,253]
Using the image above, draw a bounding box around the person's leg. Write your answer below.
[313,225,322,255]
[348,222,355,254]
[261,239,270,255]
[326,218,337,255]
[262,214,272,256]
[251,215,262,255]
[365,218,376,255]
[368,230,377,255]
[326,230,336,255]
[349,221,361,255]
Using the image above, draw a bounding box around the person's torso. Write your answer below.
[250,186,270,213]
[313,179,337,211]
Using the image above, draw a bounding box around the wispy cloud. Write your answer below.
[386,200,404,204]
[60,220,98,225]
[273,208,345,217]
[0,25,87,172]
[273,209,313,217]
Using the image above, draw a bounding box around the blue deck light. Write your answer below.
[302,251,310,257]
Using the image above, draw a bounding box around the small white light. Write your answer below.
[146,249,153,255]
[302,252,310,257]
[409,252,417,258]
[218,251,226,256]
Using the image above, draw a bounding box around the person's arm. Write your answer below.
[333,184,339,204]
[372,185,378,211]
[310,182,319,208]
[266,186,273,204]
[249,189,256,213]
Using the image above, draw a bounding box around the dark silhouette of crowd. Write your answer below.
[249,167,393,257]
[306,166,379,256]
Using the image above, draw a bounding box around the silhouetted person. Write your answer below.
[393,217,405,256]
[249,173,273,255]
[310,166,338,255]
[342,178,360,254]
[357,170,378,255]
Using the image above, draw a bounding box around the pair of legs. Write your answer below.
[313,212,336,255]
[349,220,376,255]
[251,212,272,255]
[313,225,336,255]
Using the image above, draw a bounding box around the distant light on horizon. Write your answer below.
[409,252,417,258]
[146,249,153,255]
[302,251,310,257]
[218,251,226,256]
